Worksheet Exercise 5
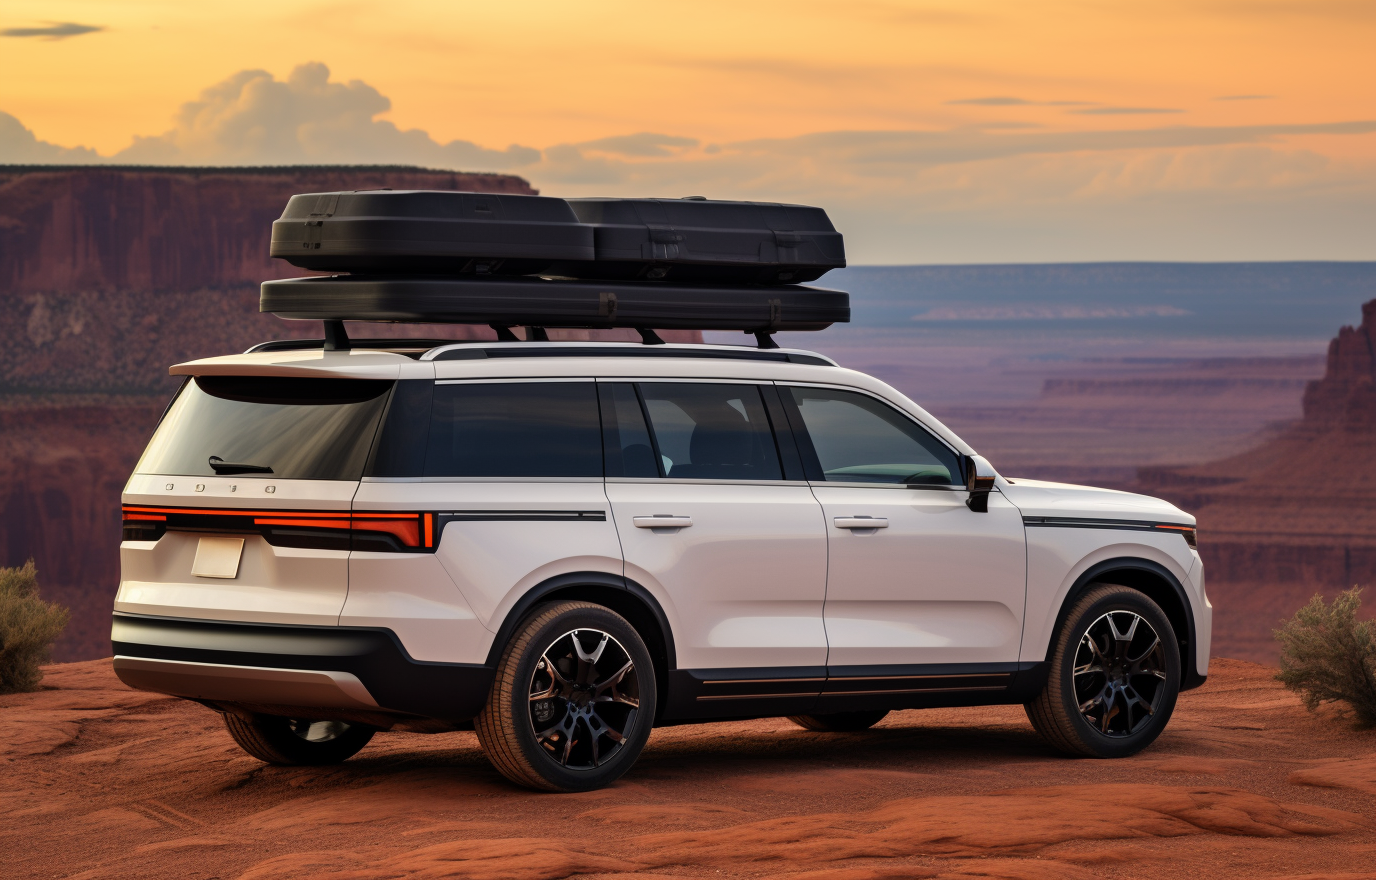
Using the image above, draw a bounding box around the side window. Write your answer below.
[599,383,659,478]
[425,382,602,478]
[784,386,961,486]
[638,383,782,481]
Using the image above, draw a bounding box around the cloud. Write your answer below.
[913,305,1190,320]
[1,22,104,39]
[1210,1,1376,21]
[1070,107,1184,116]
[0,112,100,162]
[113,62,540,169]
[948,96,1094,107]
[1215,94,1275,101]
[576,133,699,158]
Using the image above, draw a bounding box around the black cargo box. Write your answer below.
[260,275,848,332]
[270,191,593,274]
[554,197,846,284]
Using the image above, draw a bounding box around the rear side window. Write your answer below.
[135,376,392,481]
[784,386,961,485]
[638,383,782,480]
[425,382,602,478]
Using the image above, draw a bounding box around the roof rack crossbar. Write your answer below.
[637,327,665,345]
[490,324,520,342]
[753,331,779,350]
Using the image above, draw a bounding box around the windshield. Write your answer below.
[135,376,393,480]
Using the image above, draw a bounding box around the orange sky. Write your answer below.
[2,1,1373,261]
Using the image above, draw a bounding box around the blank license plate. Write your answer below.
[192,537,245,579]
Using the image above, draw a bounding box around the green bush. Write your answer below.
[0,561,70,694]
[1275,587,1376,728]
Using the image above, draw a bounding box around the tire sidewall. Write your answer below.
[1056,588,1181,758]
[505,604,657,791]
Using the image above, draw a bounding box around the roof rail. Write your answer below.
[420,342,838,366]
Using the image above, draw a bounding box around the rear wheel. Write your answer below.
[476,601,657,791]
[788,710,890,731]
[223,713,374,765]
[1026,584,1181,758]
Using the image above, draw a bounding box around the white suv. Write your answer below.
[114,339,1210,791]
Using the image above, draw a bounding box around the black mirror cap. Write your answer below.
[964,454,997,513]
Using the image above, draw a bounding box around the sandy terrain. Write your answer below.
[3,659,1373,880]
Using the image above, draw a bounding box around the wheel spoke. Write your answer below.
[540,652,572,687]
[1127,635,1160,666]
[574,631,610,666]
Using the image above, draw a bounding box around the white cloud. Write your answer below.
[113,63,540,169]
[0,112,100,162]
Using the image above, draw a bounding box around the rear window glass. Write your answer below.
[425,382,602,478]
[135,376,392,480]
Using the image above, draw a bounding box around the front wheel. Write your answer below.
[476,601,657,791]
[1025,584,1181,758]
[223,713,374,765]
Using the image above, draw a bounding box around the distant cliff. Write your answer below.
[0,166,538,395]
[0,165,535,293]
[1137,298,1376,662]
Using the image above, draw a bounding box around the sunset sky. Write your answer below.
[2,1,1373,263]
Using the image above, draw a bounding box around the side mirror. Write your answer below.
[964,454,997,513]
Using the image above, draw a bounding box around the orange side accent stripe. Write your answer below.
[1154,524,1193,531]
[122,514,167,521]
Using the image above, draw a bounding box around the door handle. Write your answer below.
[633,515,693,528]
[834,516,888,529]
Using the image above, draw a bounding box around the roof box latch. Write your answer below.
[645,226,684,262]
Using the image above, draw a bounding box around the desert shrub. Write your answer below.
[0,560,70,694]
[1275,587,1376,728]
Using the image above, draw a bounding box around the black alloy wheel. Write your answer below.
[476,601,657,791]
[1073,610,1169,737]
[528,628,641,769]
[1025,584,1181,758]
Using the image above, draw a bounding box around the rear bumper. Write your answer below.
[111,612,494,721]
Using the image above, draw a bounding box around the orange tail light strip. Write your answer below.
[122,506,435,552]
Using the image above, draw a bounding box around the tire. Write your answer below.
[223,713,375,765]
[1025,584,1181,758]
[475,601,657,792]
[788,710,890,731]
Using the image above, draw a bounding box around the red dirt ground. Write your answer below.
[2,659,1374,880]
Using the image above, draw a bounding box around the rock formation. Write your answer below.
[1137,298,1376,662]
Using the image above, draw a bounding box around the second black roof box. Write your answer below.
[554,197,846,284]
[270,190,594,274]
[260,275,848,332]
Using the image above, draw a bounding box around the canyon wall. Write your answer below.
[1137,299,1376,662]
[0,166,698,660]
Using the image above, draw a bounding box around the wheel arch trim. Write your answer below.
[482,570,678,679]
[1045,556,1204,690]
